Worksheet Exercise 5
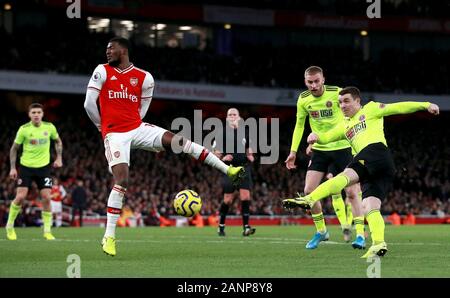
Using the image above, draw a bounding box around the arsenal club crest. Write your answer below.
[114,151,121,158]
[359,115,366,121]
[43,131,48,136]
[326,101,332,108]
[130,77,138,87]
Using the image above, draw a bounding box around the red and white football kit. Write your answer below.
[85,63,167,169]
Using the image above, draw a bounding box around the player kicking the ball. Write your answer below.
[84,37,245,256]
[283,86,439,258]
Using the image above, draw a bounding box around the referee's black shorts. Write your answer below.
[308,147,353,176]
[222,165,253,194]
[347,142,396,201]
[17,164,53,190]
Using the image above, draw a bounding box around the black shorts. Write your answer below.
[17,165,53,190]
[222,165,253,194]
[308,147,353,176]
[347,143,396,201]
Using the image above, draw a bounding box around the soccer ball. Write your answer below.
[173,189,202,217]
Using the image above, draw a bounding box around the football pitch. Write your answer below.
[1,225,450,278]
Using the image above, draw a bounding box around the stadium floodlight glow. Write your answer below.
[360,30,368,36]
[98,19,110,27]
[4,3,12,10]
[224,24,231,30]
[151,24,166,30]
[179,26,192,31]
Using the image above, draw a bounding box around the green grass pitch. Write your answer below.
[1,225,450,277]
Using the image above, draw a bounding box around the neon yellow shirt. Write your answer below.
[290,85,350,152]
[318,101,431,154]
[14,121,59,168]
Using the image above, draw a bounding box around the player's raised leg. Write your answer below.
[283,168,359,210]
[161,132,245,185]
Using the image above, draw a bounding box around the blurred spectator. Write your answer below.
[403,212,416,225]
[50,178,67,227]
[1,24,450,94]
[387,212,401,225]
[71,179,87,227]
[0,101,448,225]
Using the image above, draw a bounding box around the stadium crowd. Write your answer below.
[0,101,448,227]
[1,25,449,95]
[81,0,450,17]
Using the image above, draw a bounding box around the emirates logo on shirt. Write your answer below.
[108,84,138,102]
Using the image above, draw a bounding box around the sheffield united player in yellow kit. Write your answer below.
[283,86,440,258]
[6,103,63,240]
[285,66,365,249]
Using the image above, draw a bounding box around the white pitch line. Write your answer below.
[0,237,447,247]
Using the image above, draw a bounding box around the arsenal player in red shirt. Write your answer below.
[50,178,66,227]
[84,37,244,256]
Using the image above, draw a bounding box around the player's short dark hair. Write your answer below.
[339,86,361,99]
[304,66,323,77]
[109,37,130,51]
[28,103,43,111]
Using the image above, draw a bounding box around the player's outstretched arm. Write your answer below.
[376,101,436,117]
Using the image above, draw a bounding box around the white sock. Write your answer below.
[104,184,125,238]
[56,214,62,227]
[183,140,229,174]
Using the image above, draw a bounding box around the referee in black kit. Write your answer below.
[213,108,256,237]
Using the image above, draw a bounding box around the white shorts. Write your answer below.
[51,200,62,213]
[104,122,167,169]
